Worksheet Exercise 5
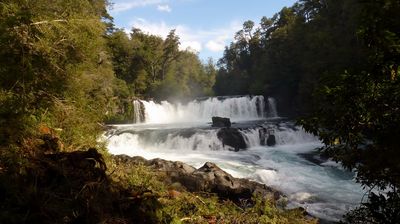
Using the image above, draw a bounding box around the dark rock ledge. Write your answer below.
[112,155,282,202]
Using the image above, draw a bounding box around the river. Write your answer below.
[105,95,364,222]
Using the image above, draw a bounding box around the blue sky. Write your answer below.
[108,0,297,61]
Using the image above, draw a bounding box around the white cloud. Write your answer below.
[129,18,201,52]
[110,0,167,13]
[181,41,202,52]
[157,4,172,12]
[131,18,172,38]
[128,18,241,54]
[195,21,241,53]
[206,40,225,52]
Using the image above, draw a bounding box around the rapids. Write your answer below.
[105,95,364,222]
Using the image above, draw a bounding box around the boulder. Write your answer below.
[189,162,278,200]
[112,155,280,201]
[267,134,276,146]
[258,127,267,145]
[217,128,247,151]
[212,116,231,128]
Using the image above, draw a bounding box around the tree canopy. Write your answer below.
[214,0,367,117]
[107,28,216,102]
[0,0,116,147]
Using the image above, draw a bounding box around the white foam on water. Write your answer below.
[240,128,262,147]
[246,145,363,221]
[275,126,319,145]
[253,169,279,185]
[289,192,315,202]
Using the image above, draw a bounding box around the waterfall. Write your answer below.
[132,95,268,124]
[108,129,227,152]
[267,97,278,117]
[107,124,318,154]
[133,100,144,123]
[107,95,363,223]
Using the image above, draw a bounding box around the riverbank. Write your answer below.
[109,151,318,223]
[0,132,317,224]
[112,154,281,202]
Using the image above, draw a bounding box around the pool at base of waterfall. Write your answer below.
[105,95,364,222]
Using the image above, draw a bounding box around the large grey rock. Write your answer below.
[212,116,231,128]
[258,127,267,145]
[217,128,247,151]
[267,134,276,146]
[112,155,280,201]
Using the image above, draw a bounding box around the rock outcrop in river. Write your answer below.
[211,116,231,127]
[113,155,280,201]
[217,128,247,151]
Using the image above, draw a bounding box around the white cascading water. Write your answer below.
[133,100,144,123]
[107,125,318,154]
[106,95,364,222]
[135,95,266,124]
[267,97,278,117]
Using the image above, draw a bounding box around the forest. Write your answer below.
[0,0,399,223]
[215,0,400,222]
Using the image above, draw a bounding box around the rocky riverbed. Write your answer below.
[112,154,281,202]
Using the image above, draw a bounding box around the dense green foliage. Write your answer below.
[300,0,400,223]
[0,0,116,148]
[214,0,368,117]
[107,28,216,102]
[215,0,400,222]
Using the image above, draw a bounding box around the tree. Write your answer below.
[202,58,217,96]
[161,29,180,80]
[214,1,400,220]
[0,0,116,148]
[299,0,400,222]
[151,51,215,100]
[107,27,214,100]
[107,29,134,82]
[131,30,164,83]
[214,0,367,117]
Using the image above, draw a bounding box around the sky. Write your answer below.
[108,0,297,61]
